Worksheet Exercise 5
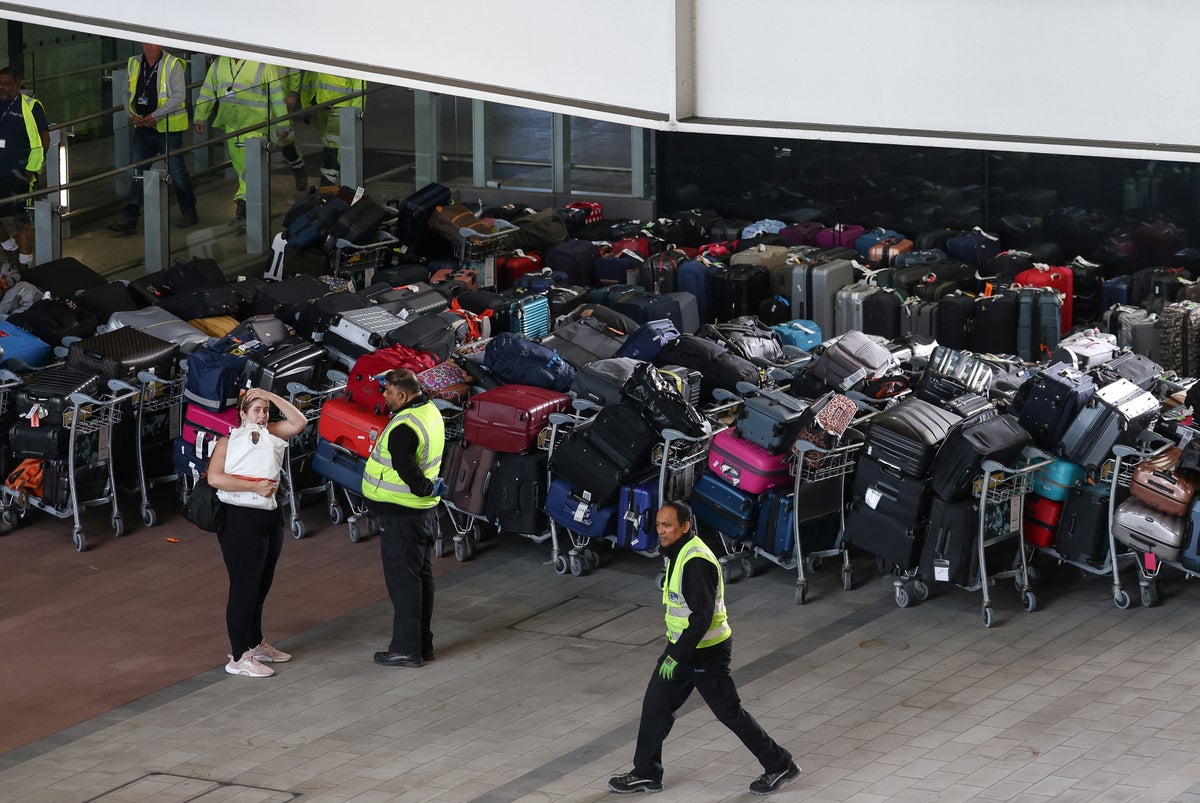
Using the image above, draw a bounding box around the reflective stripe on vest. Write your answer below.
[362,401,445,509]
[309,73,364,108]
[17,95,44,174]
[126,53,189,132]
[663,535,731,648]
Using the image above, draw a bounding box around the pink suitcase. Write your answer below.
[706,428,792,494]
[182,404,239,458]
[814,223,867,250]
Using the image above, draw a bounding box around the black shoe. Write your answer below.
[422,648,434,662]
[177,211,200,228]
[229,199,246,226]
[749,761,800,795]
[292,166,308,192]
[107,219,137,236]
[373,651,422,668]
[608,772,662,794]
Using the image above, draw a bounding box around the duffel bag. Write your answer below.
[483,332,575,392]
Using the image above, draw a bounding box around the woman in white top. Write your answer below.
[206,387,307,678]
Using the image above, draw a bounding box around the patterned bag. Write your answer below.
[417,362,472,404]
[794,391,857,452]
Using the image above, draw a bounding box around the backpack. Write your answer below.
[283,192,351,248]
[482,332,575,391]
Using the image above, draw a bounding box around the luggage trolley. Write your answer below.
[431,398,485,562]
[0,381,138,551]
[898,446,1055,627]
[1109,437,1182,609]
[284,375,347,539]
[458,222,516,289]
[127,371,186,527]
[329,230,399,287]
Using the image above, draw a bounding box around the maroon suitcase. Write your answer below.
[442,439,500,516]
[462,384,571,454]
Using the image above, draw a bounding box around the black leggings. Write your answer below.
[217,505,283,659]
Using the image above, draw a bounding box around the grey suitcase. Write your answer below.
[106,306,210,354]
[325,306,405,353]
[1112,497,1185,561]
[834,281,878,336]
[794,258,855,339]
[735,387,809,455]
[901,297,939,339]
[1058,378,1159,470]
[1052,330,1119,369]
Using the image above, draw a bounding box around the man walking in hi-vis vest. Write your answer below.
[609,501,800,796]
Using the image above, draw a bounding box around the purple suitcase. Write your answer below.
[813,224,866,250]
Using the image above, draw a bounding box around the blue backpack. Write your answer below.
[616,319,680,361]
[283,193,351,249]
[482,332,575,391]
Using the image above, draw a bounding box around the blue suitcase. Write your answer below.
[1030,458,1084,501]
[1182,497,1200,572]
[615,472,659,551]
[0,320,54,370]
[172,436,208,482]
[545,477,618,539]
[771,319,822,351]
[1100,275,1131,308]
[312,437,365,491]
[594,253,640,286]
[494,293,552,340]
[616,319,680,361]
[1017,362,1095,452]
[516,269,568,292]
[690,469,759,541]
[677,258,716,325]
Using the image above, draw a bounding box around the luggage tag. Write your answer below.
[24,404,46,428]
[863,486,882,510]
[933,558,950,582]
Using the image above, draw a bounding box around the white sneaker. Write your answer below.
[251,642,291,663]
[225,652,274,677]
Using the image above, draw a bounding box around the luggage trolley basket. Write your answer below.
[284,374,347,540]
[126,371,186,528]
[1109,435,1185,609]
[0,368,22,415]
[0,381,138,552]
[328,228,399,287]
[900,445,1055,628]
[458,221,517,289]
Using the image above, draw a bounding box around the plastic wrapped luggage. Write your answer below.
[1112,497,1185,561]
[463,385,571,454]
[65,328,179,380]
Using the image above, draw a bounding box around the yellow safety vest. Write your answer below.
[303,72,365,109]
[14,94,45,174]
[663,535,731,649]
[126,52,189,133]
[194,58,287,132]
[362,400,445,509]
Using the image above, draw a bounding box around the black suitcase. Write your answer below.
[546,285,589,319]
[22,257,106,298]
[164,257,226,293]
[386,312,460,362]
[711,264,770,322]
[610,293,685,330]
[158,285,241,320]
[970,293,1018,354]
[253,274,328,320]
[65,328,179,380]
[229,275,266,317]
[929,413,1031,501]
[919,495,981,587]
[15,366,103,425]
[570,357,641,407]
[1094,352,1162,392]
[862,289,902,340]
[1055,485,1112,566]
[457,289,505,315]
[395,182,452,250]
[8,420,72,458]
[845,501,924,569]
[127,271,173,308]
[242,339,326,394]
[549,429,627,505]
[485,451,549,535]
[329,194,391,244]
[582,403,656,472]
[935,294,975,350]
[76,281,138,322]
[373,264,429,286]
[863,397,962,479]
[365,281,449,318]
[852,455,933,525]
[294,291,371,339]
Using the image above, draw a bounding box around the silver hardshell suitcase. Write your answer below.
[793,258,855,339]
[325,306,405,352]
[1111,497,1185,561]
[834,281,878,336]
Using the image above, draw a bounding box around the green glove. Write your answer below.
[658,656,678,681]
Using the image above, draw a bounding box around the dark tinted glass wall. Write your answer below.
[656,132,1200,273]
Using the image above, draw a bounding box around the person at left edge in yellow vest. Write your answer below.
[107,43,199,236]
[192,56,289,226]
[0,66,48,270]
[362,369,446,668]
[609,501,800,796]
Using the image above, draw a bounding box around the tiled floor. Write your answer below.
[4,488,1200,802]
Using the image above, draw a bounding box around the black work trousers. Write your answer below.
[217,505,284,659]
[378,508,436,656]
[633,639,790,783]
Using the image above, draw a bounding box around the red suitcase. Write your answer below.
[344,344,440,415]
[705,428,792,495]
[318,397,391,458]
[463,384,571,454]
[1024,495,1064,547]
[496,251,543,291]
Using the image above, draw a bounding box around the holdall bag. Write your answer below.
[570,357,642,407]
[1112,497,1186,561]
[9,421,72,459]
[7,297,98,344]
[545,477,618,539]
[1093,352,1162,392]
[158,285,240,321]
[463,384,571,455]
[698,318,784,363]
[539,316,627,368]
[183,347,248,411]
[284,191,351,248]
[482,332,575,392]
[165,257,226,293]
[183,478,225,533]
[344,344,440,415]
[221,314,291,350]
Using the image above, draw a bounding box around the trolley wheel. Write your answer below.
[655,572,666,591]
[1114,589,1132,610]
[1140,584,1158,608]
[796,580,808,605]
[328,504,344,525]
[584,548,601,572]
[434,537,446,560]
[1,508,17,527]
[912,580,930,601]
[141,507,157,528]
[805,554,822,573]
[112,515,124,538]
[348,521,363,543]
[569,555,584,576]
[1021,590,1038,613]
[454,538,468,562]
[73,529,86,552]
[291,519,305,540]
[841,566,853,592]
[553,555,568,575]
[982,606,994,628]
[740,555,756,579]
[895,586,911,608]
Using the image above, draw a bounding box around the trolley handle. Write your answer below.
[433,398,464,415]
[106,378,139,396]
[983,446,1055,477]
[286,380,323,398]
[571,397,603,415]
[136,370,180,388]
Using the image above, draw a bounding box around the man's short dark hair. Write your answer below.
[384,368,420,396]
[660,500,693,528]
[0,66,22,82]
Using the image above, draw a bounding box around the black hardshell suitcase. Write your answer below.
[934,294,975,350]
[294,291,371,340]
[242,339,326,394]
[929,413,1031,501]
[711,264,770,322]
[862,289,902,340]
[367,281,450,319]
[22,257,106,298]
[253,274,328,321]
[863,396,962,479]
[65,328,179,380]
[1055,485,1111,566]
[546,286,589,319]
[852,455,933,525]
[395,182,452,250]
[485,451,549,535]
[971,293,1018,354]
[14,366,103,425]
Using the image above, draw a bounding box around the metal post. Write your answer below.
[414,90,438,187]
[472,98,491,188]
[244,136,270,255]
[189,57,210,172]
[142,167,170,272]
[337,105,364,189]
[552,112,570,194]
[33,199,60,265]
[631,127,652,199]
[113,67,130,197]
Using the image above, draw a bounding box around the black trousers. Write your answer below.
[633,639,790,783]
[378,509,436,656]
[217,505,283,659]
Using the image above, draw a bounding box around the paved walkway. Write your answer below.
[4,508,1200,801]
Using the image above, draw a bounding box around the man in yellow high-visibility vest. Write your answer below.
[302,71,364,187]
[0,65,48,271]
[609,501,799,796]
